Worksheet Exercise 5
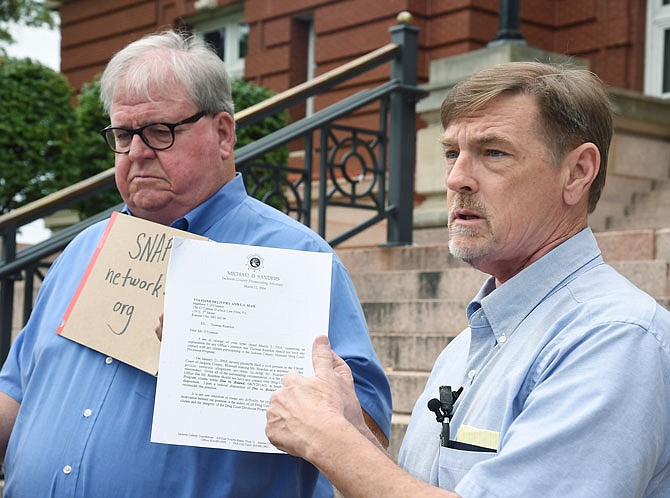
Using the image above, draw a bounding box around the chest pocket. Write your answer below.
[438,445,496,488]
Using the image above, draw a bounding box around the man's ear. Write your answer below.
[215,112,236,159]
[562,142,600,207]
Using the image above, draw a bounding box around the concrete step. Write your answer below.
[625,203,670,217]
[632,183,670,205]
[352,267,488,301]
[363,300,468,334]
[594,229,658,260]
[609,133,670,183]
[599,175,654,204]
[605,180,670,231]
[371,333,456,371]
[610,260,669,297]
[388,370,430,414]
[608,214,670,231]
[589,199,626,232]
[339,244,468,272]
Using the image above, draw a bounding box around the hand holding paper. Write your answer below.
[266,335,369,457]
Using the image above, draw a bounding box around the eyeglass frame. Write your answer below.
[99,111,207,154]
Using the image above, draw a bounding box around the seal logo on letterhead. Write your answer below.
[246,254,264,271]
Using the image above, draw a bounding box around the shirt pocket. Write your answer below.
[438,445,496,488]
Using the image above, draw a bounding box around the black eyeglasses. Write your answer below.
[99,111,206,154]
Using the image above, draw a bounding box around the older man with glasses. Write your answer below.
[0,30,391,498]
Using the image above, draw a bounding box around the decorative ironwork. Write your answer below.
[324,124,385,208]
[238,162,311,224]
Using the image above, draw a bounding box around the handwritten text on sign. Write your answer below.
[103,232,173,335]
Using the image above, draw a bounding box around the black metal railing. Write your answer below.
[0,16,425,364]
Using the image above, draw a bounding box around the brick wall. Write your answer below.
[57,0,648,101]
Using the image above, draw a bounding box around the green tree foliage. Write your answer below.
[231,78,289,209]
[0,57,79,214]
[0,0,56,49]
[73,75,121,218]
[232,77,288,158]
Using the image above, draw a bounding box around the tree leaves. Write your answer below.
[0,0,56,49]
[0,57,79,213]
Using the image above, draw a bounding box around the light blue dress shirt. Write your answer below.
[0,174,391,498]
[399,227,670,497]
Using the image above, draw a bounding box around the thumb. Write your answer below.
[311,335,335,380]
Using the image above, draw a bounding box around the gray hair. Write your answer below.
[100,30,234,119]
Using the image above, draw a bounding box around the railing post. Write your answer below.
[0,227,17,365]
[488,0,527,46]
[387,12,419,245]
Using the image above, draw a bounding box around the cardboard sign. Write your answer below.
[57,212,206,375]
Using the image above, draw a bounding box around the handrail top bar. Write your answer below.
[235,42,399,124]
[235,81,426,164]
[0,42,401,232]
[0,167,116,230]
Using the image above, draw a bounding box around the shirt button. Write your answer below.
[467,369,476,379]
[498,335,507,344]
[83,409,92,418]
[105,357,113,365]
[63,465,72,475]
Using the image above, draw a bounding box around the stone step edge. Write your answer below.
[352,259,669,277]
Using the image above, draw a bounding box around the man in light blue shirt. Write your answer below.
[265,62,670,497]
[0,30,391,497]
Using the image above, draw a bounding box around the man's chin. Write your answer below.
[448,237,488,265]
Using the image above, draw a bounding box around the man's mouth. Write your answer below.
[453,209,483,222]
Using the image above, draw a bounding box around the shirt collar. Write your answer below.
[468,227,603,338]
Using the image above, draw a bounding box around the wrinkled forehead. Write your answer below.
[111,82,191,110]
[443,94,541,130]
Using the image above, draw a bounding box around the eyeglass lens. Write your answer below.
[101,112,205,153]
[106,124,175,152]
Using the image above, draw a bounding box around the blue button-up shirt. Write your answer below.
[0,174,391,497]
[399,227,670,497]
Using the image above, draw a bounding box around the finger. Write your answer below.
[331,351,353,381]
[311,335,335,380]
[281,371,302,386]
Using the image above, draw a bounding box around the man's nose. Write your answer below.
[445,154,477,194]
[127,132,155,161]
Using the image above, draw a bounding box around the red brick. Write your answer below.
[262,17,293,47]
[244,45,291,79]
[605,15,631,46]
[245,0,327,24]
[602,46,631,87]
[60,0,142,25]
[523,24,554,50]
[55,0,647,117]
[555,0,597,26]
[317,20,398,64]
[62,3,157,47]
[522,0,555,24]
[61,28,155,75]
[317,0,405,33]
[555,21,601,53]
